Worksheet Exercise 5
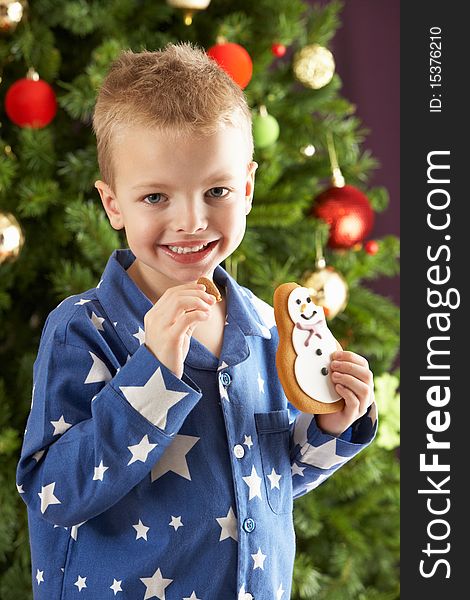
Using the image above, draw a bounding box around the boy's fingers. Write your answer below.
[171,309,210,338]
[331,372,370,398]
[331,350,369,369]
[336,382,372,416]
[330,361,372,385]
[157,289,216,307]
[335,384,360,410]
[159,297,214,323]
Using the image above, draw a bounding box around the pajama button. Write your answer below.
[220,372,231,387]
[234,444,245,459]
[243,518,256,533]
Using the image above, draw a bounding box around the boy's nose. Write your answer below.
[173,199,208,234]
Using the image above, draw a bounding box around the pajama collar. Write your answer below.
[95,249,275,371]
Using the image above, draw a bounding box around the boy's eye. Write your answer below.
[207,187,229,198]
[143,193,163,205]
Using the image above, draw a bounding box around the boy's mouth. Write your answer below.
[159,239,219,263]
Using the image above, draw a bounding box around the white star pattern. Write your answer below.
[291,462,306,477]
[277,583,285,599]
[257,323,271,338]
[305,473,329,491]
[90,311,105,331]
[257,372,265,393]
[242,466,262,500]
[133,519,150,541]
[127,435,157,466]
[243,435,253,449]
[133,326,145,345]
[84,352,112,384]
[120,367,188,430]
[74,298,91,305]
[97,279,103,288]
[16,483,24,494]
[36,569,44,585]
[292,413,314,448]
[93,460,109,481]
[267,467,282,490]
[110,579,123,595]
[216,506,238,542]
[70,521,86,541]
[38,482,61,514]
[238,585,254,600]
[33,449,45,462]
[50,415,72,436]
[74,575,87,591]
[249,295,276,331]
[218,378,229,402]
[140,567,173,600]
[300,438,346,470]
[151,434,199,482]
[183,593,201,600]
[251,547,267,570]
[169,516,183,531]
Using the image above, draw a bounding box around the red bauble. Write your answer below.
[5,78,57,128]
[271,43,286,57]
[312,185,375,249]
[207,42,253,89]
[364,240,379,255]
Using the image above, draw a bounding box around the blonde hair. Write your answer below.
[92,42,253,191]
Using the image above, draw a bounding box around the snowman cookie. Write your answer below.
[274,282,345,414]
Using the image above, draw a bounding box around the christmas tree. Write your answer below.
[0,1,399,598]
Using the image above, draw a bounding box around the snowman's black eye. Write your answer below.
[296,299,301,305]
[306,297,311,303]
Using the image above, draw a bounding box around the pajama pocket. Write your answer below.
[254,410,293,515]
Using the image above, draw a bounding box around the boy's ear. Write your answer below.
[94,180,124,230]
[245,161,258,215]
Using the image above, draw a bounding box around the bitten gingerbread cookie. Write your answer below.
[274,282,345,414]
[197,276,222,302]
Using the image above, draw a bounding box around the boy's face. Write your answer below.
[95,124,257,296]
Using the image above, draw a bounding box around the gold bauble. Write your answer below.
[166,0,211,25]
[302,265,348,320]
[293,44,335,89]
[0,212,24,263]
[0,0,27,34]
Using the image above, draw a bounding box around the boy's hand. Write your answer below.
[143,282,217,379]
[316,350,375,437]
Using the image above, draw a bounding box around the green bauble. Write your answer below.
[253,112,280,148]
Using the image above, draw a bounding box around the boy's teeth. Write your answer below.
[167,242,209,254]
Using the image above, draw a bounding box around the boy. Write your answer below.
[17,43,377,600]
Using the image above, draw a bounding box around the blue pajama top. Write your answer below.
[16,249,377,600]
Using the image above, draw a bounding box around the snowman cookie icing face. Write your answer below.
[287,288,325,328]
[287,287,341,404]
